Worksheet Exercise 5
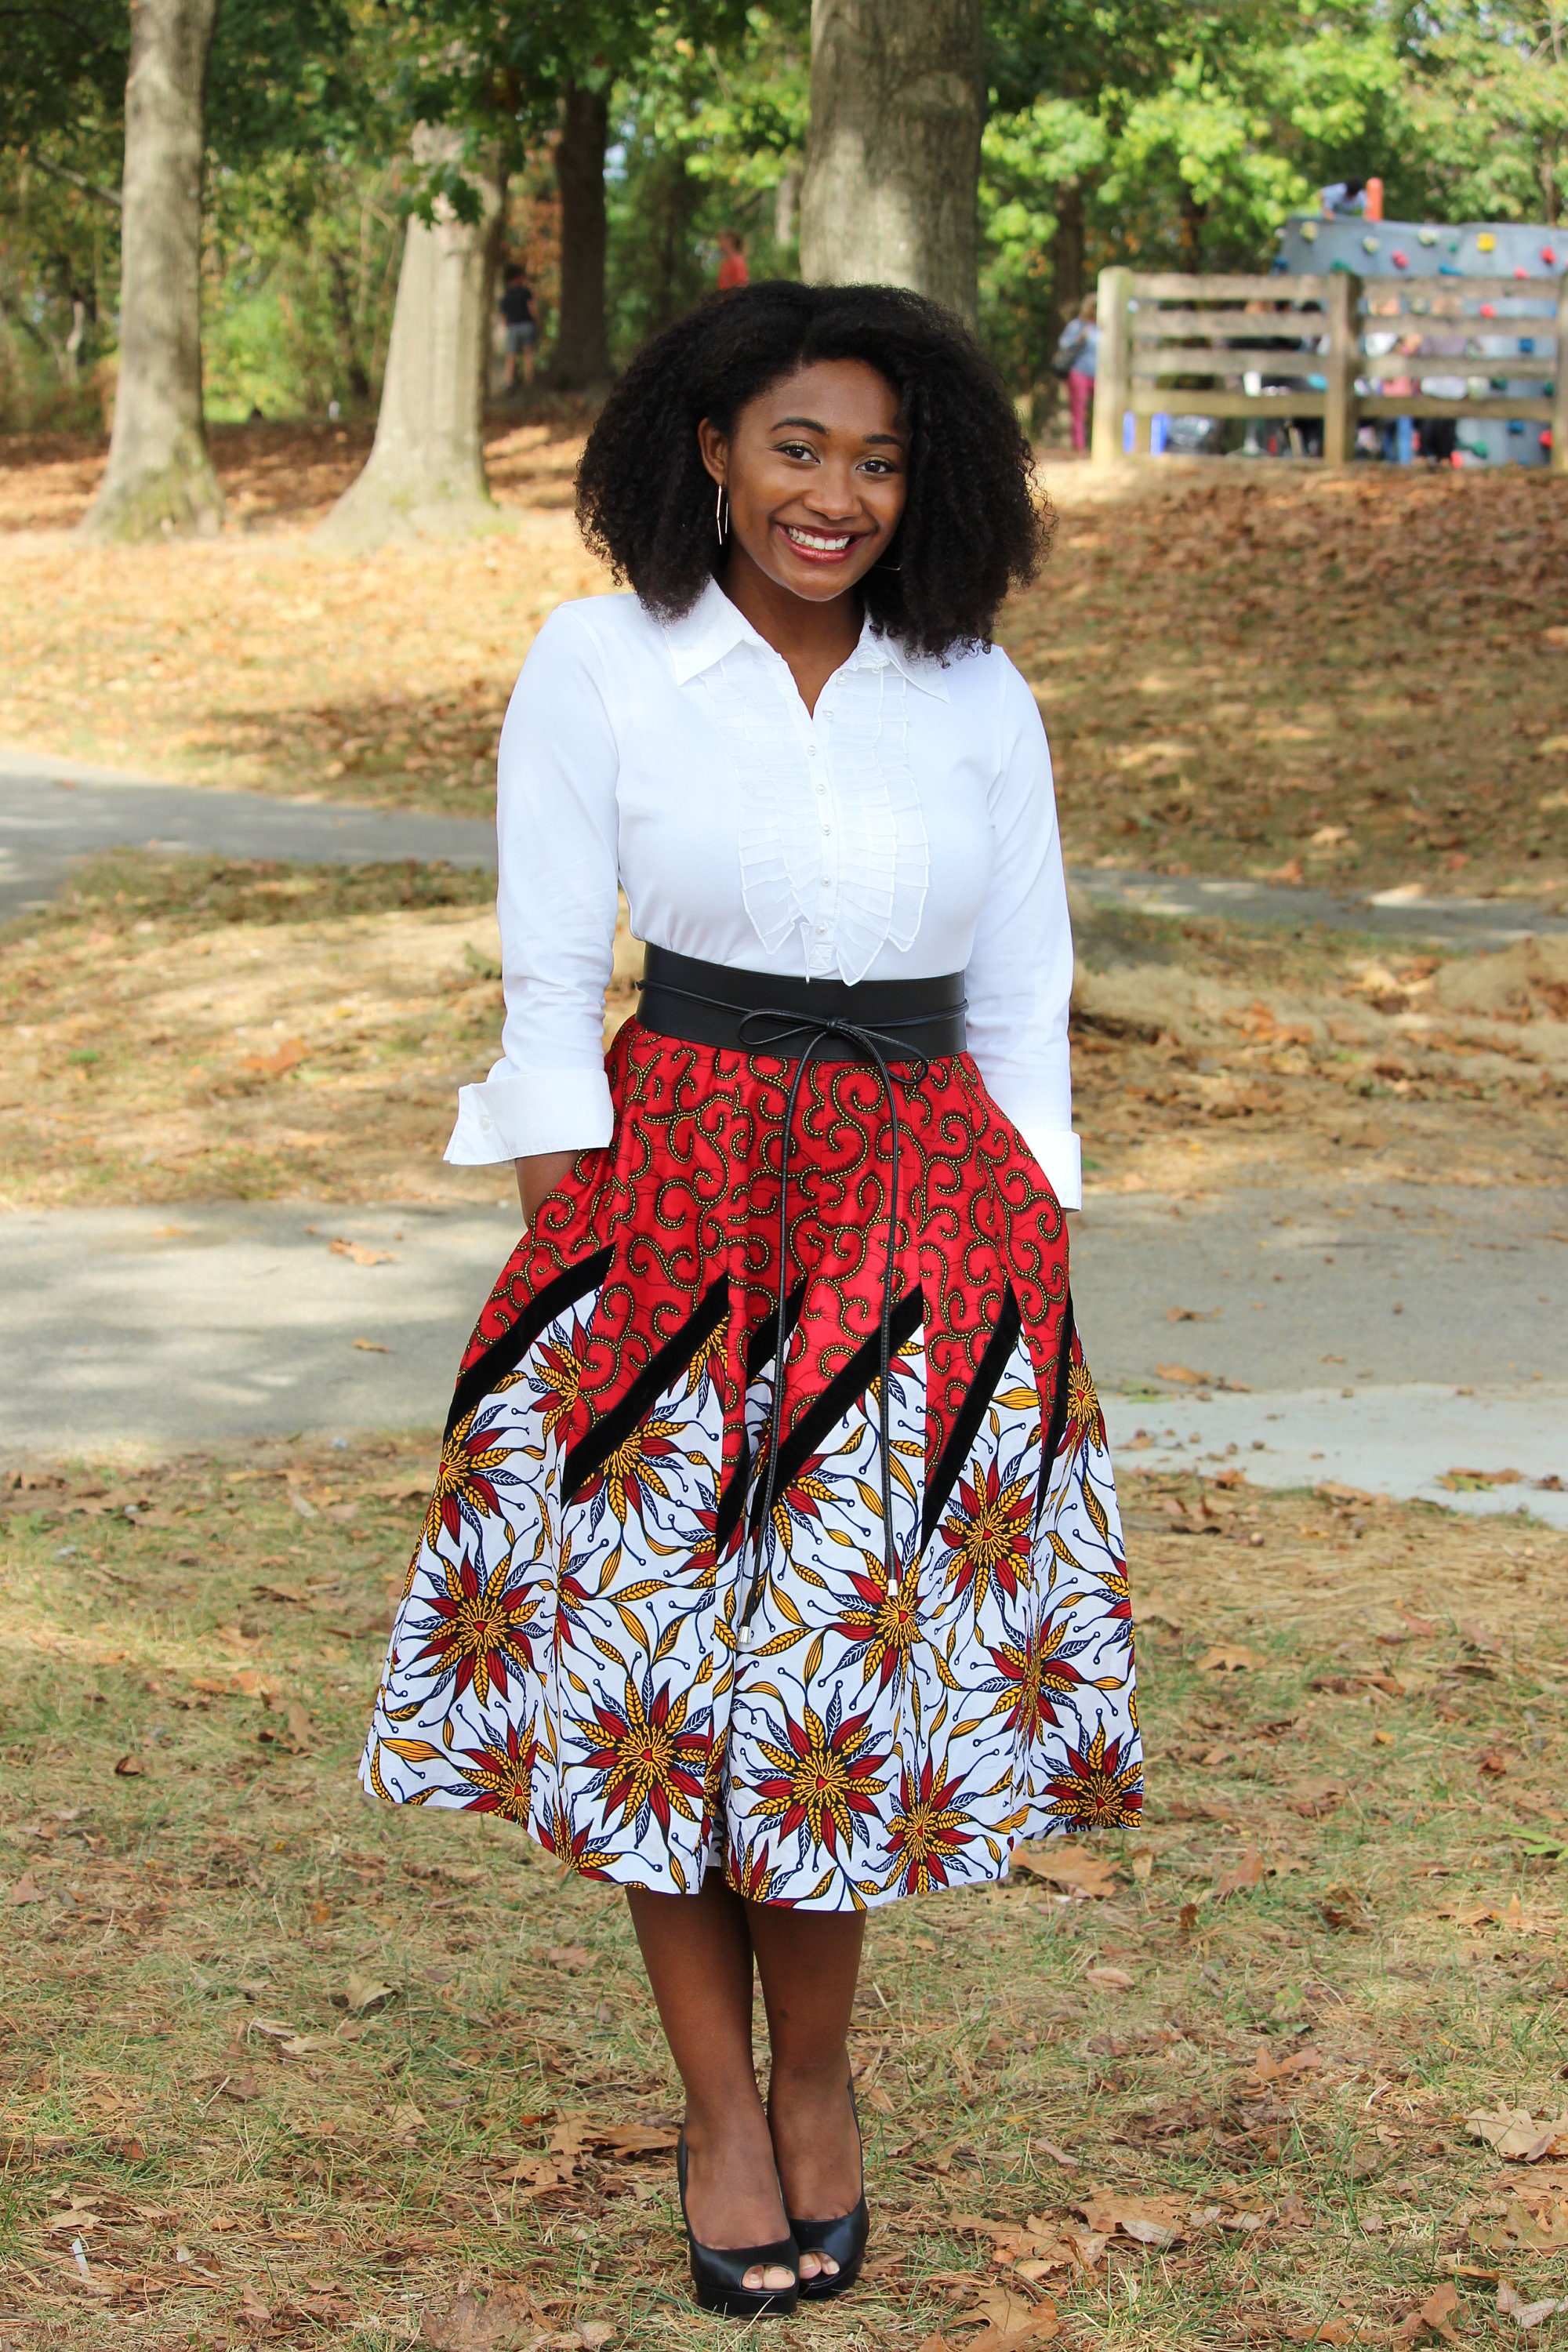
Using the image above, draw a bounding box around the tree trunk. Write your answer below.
[547,82,610,388]
[800,0,984,325]
[317,127,504,551]
[79,0,223,542]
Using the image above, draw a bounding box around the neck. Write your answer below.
[716,544,862,711]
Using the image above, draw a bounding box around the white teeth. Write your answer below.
[784,526,852,552]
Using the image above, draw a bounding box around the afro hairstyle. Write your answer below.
[575,280,1051,660]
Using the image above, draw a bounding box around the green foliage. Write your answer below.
[604,7,808,360]
[1402,0,1568,225]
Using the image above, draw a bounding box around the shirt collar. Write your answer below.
[660,575,951,702]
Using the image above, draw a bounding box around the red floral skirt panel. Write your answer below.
[361,1022,1140,1909]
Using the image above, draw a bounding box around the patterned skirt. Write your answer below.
[360,1021,1140,1910]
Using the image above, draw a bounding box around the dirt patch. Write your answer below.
[1069,897,1568,1195]
[1005,464,1568,906]
[0,853,644,1210]
[0,1446,1564,2347]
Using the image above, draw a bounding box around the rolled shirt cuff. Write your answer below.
[980,1073,1082,1209]
[444,1069,615,1165]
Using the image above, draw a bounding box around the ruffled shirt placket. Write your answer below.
[689,618,931,987]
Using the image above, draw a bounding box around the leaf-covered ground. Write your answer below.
[3,852,1564,1213]
[2,1446,1566,2348]
[2,428,1565,903]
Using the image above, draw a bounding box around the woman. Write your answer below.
[1053,292,1098,453]
[361,281,1138,2318]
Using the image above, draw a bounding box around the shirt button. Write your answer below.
[808,744,818,757]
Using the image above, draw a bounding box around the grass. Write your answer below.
[2,1446,1566,2348]
[3,852,1564,1212]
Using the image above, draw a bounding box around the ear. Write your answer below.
[696,416,728,488]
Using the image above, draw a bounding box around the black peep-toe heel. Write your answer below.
[783,2081,870,2302]
[675,2132,800,2318]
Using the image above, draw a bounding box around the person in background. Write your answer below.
[1319,179,1367,217]
[500,264,538,391]
[717,229,750,291]
[1052,293,1098,453]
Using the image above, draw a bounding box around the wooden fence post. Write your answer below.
[1553,276,1568,477]
[1323,269,1360,469]
[1091,267,1132,467]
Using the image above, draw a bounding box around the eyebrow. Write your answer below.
[769,415,906,445]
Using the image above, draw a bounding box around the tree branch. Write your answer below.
[29,153,122,210]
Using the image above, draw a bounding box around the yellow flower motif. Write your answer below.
[579,1415,684,1526]
[529,1325,589,1441]
[423,1406,520,1555]
[578,1676,706,1834]
[1066,1356,1104,1441]
[753,1703,889,1858]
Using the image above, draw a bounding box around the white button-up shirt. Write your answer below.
[448,579,1081,1207]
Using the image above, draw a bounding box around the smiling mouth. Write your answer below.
[779,523,863,558]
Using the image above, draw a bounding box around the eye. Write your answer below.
[773,439,819,461]
[859,456,901,475]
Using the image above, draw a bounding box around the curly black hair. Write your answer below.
[575,281,1051,660]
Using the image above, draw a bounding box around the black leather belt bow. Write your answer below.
[637,945,967,1643]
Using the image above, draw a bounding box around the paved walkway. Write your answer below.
[3,1185,1563,1527]
[0,750,494,924]
[3,749,1564,944]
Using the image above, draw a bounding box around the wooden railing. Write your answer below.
[1088,265,1567,472]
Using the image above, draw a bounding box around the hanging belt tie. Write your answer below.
[641,978,935,1645]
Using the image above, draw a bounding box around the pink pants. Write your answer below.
[1067,369,1094,452]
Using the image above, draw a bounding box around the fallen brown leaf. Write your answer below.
[5,1867,43,1905]
[547,1944,596,1973]
[1196,1644,1265,1672]
[1073,2187,1187,2249]
[1085,1964,1135,1991]
[240,1036,307,1076]
[1497,2281,1568,2329]
[415,2274,539,2349]
[1153,1362,1207,1385]
[352,1337,393,1352]
[343,1972,397,2014]
[1009,1843,1119,1897]
[1288,1779,1346,1818]
[1467,2109,1568,2161]
[1213,1848,1267,1900]
[330,1237,397,1266]
[1397,2279,1460,2343]
[112,1753,144,1777]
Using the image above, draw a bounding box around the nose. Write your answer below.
[801,459,862,521]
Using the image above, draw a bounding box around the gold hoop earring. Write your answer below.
[715,484,728,545]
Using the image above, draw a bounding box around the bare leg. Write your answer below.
[626,1877,793,2293]
[749,1902,866,2281]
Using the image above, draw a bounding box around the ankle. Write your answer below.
[768,2055,851,2102]
[683,2090,767,2145]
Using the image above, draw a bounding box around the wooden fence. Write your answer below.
[1088,266,1567,472]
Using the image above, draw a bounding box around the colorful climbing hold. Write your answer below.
[1476,232,1497,252]
[1392,251,1409,269]
[1439,263,1461,276]
[1300,220,1319,243]
[1418,227,1439,246]
[1479,303,1497,318]
[1362,235,1380,253]
[1515,266,1531,279]
[1544,247,1559,266]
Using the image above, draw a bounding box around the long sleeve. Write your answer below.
[964,659,1081,1209]
[445,607,622,1164]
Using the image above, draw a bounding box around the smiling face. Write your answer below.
[697,358,908,608]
